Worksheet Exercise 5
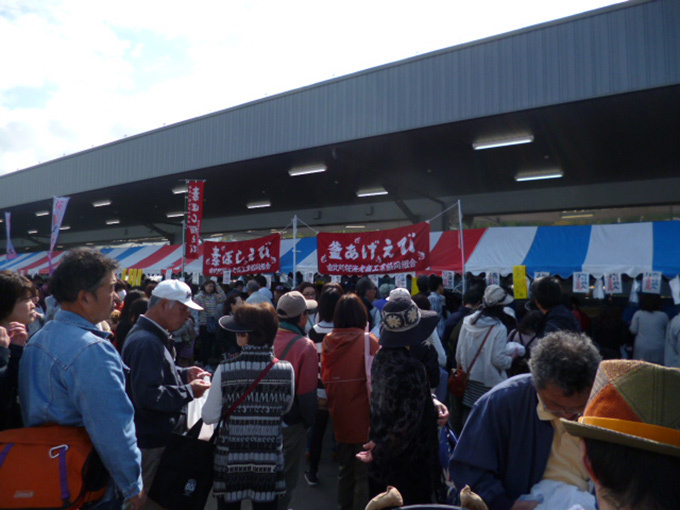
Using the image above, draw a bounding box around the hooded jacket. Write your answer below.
[539,305,582,338]
[321,327,379,443]
[455,311,512,389]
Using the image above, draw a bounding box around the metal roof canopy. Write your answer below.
[1,0,679,251]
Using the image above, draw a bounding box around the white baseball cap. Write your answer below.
[152,280,203,310]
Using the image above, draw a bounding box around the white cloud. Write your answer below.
[0,0,622,175]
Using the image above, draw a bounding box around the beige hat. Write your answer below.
[562,360,680,458]
[276,290,317,320]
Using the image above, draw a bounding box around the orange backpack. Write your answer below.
[0,424,109,509]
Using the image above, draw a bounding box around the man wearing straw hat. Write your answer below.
[562,359,680,510]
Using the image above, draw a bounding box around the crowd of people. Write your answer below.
[1,250,680,510]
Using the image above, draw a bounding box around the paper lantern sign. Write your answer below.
[573,272,590,294]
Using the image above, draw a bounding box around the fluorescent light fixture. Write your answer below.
[561,211,594,219]
[345,225,366,229]
[356,187,388,198]
[166,211,184,218]
[35,210,49,217]
[172,185,188,194]
[514,169,564,182]
[473,134,534,150]
[247,200,271,209]
[106,219,120,225]
[92,199,111,207]
[28,229,38,234]
[288,164,326,177]
[59,225,70,231]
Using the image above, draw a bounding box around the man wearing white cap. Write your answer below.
[122,279,212,502]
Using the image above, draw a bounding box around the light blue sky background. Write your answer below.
[0,0,622,175]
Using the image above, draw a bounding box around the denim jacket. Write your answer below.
[19,310,143,500]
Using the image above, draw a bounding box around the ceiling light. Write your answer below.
[166,211,184,218]
[35,210,49,217]
[356,187,388,198]
[473,134,534,150]
[59,225,70,231]
[514,169,564,182]
[172,185,188,194]
[561,211,594,219]
[288,164,326,177]
[345,225,366,229]
[28,229,38,234]
[92,199,112,207]
[106,219,120,225]
[247,200,271,209]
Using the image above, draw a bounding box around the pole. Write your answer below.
[293,215,298,286]
[180,180,188,279]
[457,200,466,295]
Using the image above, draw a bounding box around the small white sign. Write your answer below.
[642,271,662,294]
[165,269,172,280]
[572,272,590,294]
[442,271,455,290]
[369,275,380,287]
[486,272,500,286]
[265,274,272,289]
[534,271,550,280]
[280,273,289,284]
[604,273,623,294]
[304,272,314,284]
[331,275,342,284]
[395,274,407,289]
[222,270,231,285]
[191,272,200,285]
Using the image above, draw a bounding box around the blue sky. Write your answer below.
[0,0,622,176]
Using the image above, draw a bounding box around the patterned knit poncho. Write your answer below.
[213,345,294,503]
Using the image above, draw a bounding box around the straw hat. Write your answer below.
[562,360,680,457]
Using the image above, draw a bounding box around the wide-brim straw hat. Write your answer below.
[562,359,680,458]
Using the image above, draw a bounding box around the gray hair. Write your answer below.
[529,331,601,396]
[246,280,260,293]
[148,295,179,309]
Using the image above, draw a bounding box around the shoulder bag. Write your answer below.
[149,358,278,510]
[448,326,494,398]
[0,424,109,509]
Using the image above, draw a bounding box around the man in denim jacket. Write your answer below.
[19,249,144,509]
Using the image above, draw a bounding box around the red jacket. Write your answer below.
[321,328,379,443]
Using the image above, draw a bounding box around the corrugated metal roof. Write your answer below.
[1,0,678,207]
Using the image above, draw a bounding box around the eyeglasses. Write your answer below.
[541,402,584,419]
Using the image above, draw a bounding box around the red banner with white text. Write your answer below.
[203,234,281,276]
[185,181,204,260]
[317,222,430,275]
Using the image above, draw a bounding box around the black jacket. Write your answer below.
[122,316,193,448]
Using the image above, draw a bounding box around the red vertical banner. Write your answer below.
[185,181,204,260]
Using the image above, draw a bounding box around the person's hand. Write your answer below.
[186,366,211,381]
[123,490,146,510]
[356,440,375,464]
[189,378,211,398]
[6,322,28,347]
[0,327,9,348]
[433,397,450,427]
[510,500,540,510]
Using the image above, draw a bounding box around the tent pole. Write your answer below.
[293,215,298,287]
[458,200,465,295]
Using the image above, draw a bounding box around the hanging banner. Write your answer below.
[573,272,590,294]
[317,222,430,275]
[604,273,623,294]
[513,266,528,299]
[641,271,662,294]
[4,212,17,260]
[185,181,205,260]
[203,233,281,277]
[48,196,69,274]
[534,271,550,280]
